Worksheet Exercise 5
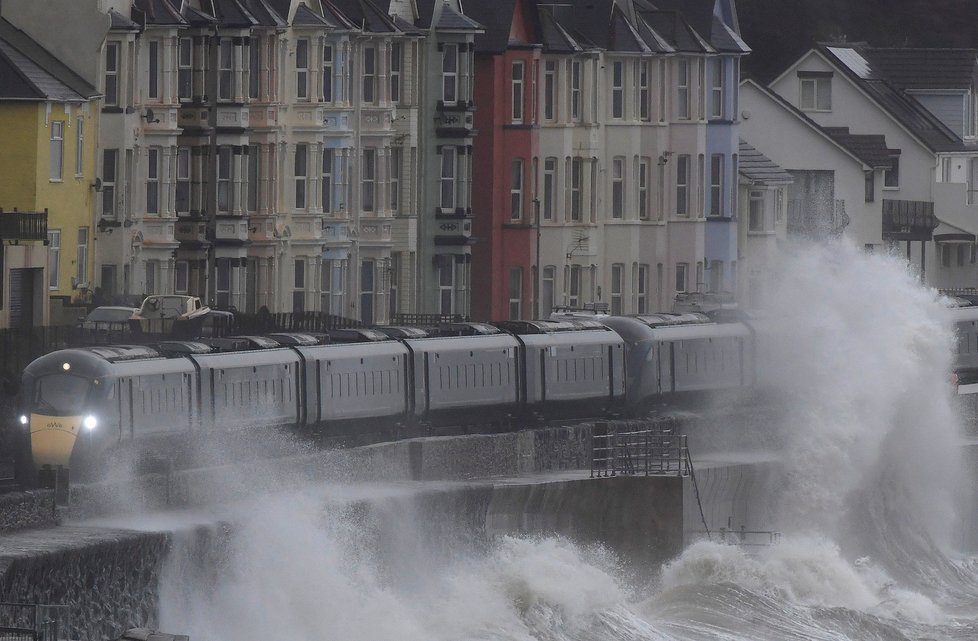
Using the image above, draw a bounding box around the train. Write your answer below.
[16,303,978,485]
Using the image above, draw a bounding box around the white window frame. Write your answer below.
[217,146,232,213]
[570,59,582,121]
[639,60,651,121]
[296,39,309,100]
[637,264,649,313]
[75,117,84,176]
[389,147,400,212]
[76,227,89,286]
[442,43,458,105]
[512,60,525,123]
[295,143,308,209]
[611,60,624,119]
[543,157,556,220]
[677,59,690,120]
[509,266,522,319]
[749,189,765,231]
[293,258,305,313]
[612,157,625,219]
[104,42,119,107]
[322,44,334,102]
[543,59,556,121]
[146,147,160,215]
[675,262,688,293]
[676,154,690,217]
[178,38,192,101]
[542,265,556,317]
[219,38,234,101]
[322,148,334,213]
[884,156,900,189]
[638,157,650,220]
[101,149,117,218]
[49,121,64,181]
[362,45,377,104]
[48,230,60,290]
[710,58,724,119]
[176,147,190,215]
[571,157,583,221]
[511,158,523,220]
[390,42,401,103]
[441,146,457,209]
[611,263,623,315]
[799,74,832,111]
[361,148,376,212]
[710,154,724,216]
[175,261,189,294]
[148,39,161,100]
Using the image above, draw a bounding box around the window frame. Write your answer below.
[748,189,765,232]
[510,158,523,220]
[296,38,310,100]
[322,148,334,213]
[101,149,118,218]
[675,262,688,293]
[611,60,624,119]
[442,43,459,105]
[676,154,690,217]
[676,59,690,120]
[49,121,64,181]
[146,147,160,215]
[710,154,724,216]
[322,43,334,103]
[218,38,234,101]
[362,45,377,104]
[611,157,625,219]
[148,39,161,100]
[441,146,457,209]
[361,148,376,212]
[543,59,557,121]
[104,42,119,107]
[799,73,832,111]
[176,147,191,215]
[48,230,61,290]
[294,143,308,209]
[710,58,724,119]
[508,266,522,319]
[390,42,402,103]
[511,60,525,123]
[543,157,557,220]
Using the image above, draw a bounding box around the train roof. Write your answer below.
[327,328,393,343]
[374,326,430,339]
[495,319,612,334]
[264,333,322,346]
[83,345,161,361]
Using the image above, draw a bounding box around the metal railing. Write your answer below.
[0,603,70,641]
[0,210,48,242]
[590,419,689,478]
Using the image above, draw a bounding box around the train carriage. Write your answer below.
[191,347,302,430]
[295,333,410,430]
[497,320,625,420]
[402,325,521,429]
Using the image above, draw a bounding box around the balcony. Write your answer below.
[175,220,209,246]
[214,219,249,244]
[433,218,473,245]
[882,199,937,242]
[0,209,47,241]
[434,101,476,138]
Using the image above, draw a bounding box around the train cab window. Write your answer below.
[32,374,92,414]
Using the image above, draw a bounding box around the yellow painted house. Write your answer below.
[0,17,99,328]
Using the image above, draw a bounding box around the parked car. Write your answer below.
[69,306,138,346]
[78,306,138,331]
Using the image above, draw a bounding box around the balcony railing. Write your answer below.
[0,209,48,242]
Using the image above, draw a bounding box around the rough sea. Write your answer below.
[157,241,978,641]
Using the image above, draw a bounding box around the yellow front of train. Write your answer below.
[19,350,109,478]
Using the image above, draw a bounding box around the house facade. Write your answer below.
[767,45,978,288]
[468,0,749,321]
[0,3,104,328]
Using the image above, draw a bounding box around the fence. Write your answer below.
[0,603,70,641]
[590,419,689,477]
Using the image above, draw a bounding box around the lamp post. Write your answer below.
[533,197,541,319]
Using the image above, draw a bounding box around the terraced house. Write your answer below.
[468,0,748,320]
[0,2,102,329]
[4,0,481,323]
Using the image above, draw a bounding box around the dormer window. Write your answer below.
[798,71,832,111]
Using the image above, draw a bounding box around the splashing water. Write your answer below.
[156,241,978,641]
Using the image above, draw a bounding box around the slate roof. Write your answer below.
[329,0,399,32]
[821,127,897,169]
[738,139,794,185]
[133,0,187,26]
[109,8,140,30]
[465,0,517,53]
[293,3,332,26]
[819,45,965,153]
[0,18,98,101]
[209,0,259,27]
[863,48,977,91]
[638,10,710,53]
[242,0,287,26]
[822,127,900,169]
[182,3,218,26]
[435,3,482,31]
[535,6,584,54]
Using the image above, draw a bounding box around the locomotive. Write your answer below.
[17,304,977,485]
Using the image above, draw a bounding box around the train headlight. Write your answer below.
[18,415,28,425]
[83,415,97,431]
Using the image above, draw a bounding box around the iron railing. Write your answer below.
[590,419,689,478]
[0,211,48,242]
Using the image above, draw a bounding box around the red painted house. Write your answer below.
[467,0,541,321]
